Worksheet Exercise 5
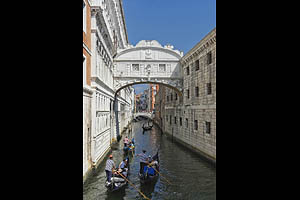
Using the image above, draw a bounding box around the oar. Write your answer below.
[116,171,151,200]
[148,164,172,185]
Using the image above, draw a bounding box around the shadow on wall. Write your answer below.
[114,98,121,142]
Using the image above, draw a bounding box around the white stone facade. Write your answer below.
[83,0,134,176]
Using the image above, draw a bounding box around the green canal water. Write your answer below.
[83,120,216,200]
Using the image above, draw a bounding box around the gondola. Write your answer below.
[105,157,130,192]
[142,123,153,132]
[139,152,159,184]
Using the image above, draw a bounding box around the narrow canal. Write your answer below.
[83,119,216,200]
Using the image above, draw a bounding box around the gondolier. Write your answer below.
[105,154,116,182]
[136,150,149,174]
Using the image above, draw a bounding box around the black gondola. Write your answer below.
[105,157,130,191]
[142,123,153,132]
[139,152,159,184]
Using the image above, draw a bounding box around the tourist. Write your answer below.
[105,154,116,182]
[124,136,129,147]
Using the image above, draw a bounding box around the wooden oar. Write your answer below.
[148,165,172,185]
[116,171,151,200]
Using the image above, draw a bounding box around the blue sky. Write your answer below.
[122,0,216,94]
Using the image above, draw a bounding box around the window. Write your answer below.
[195,86,199,97]
[167,96,169,102]
[159,64,166,72]
[187,89,190,99]
[186,66,190,75]
[180,117,182,126]
[195,60,200,71]
[207,83,212,95]
[175,93,178,100]
[171,93,173,101]
[186,118,188,128]
[174,117,177,124]
[132,64,139,71]
[170,116,172,125]
[194,120,198,130]
[83,56,86,85]
[205,121,211,134]
[207,51,212,65]
[166,115,168,121]
[83,1,86,33]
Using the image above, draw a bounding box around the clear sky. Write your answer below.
[122,0,216,94]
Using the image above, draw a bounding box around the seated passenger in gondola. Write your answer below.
[117,158,129,176]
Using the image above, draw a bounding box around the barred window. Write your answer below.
[186,66,190,75]
[132,64,139,71]
[207,51,212,65]
[205,121,211,134]
[159,64,166,72]
[195,60,200,71]
[194,120,198,130]
[207,83,212,95]
[195,86,199,97]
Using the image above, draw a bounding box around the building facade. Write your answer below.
[83,0,93,182]
[83,0,134,183]
[154,28,216,163]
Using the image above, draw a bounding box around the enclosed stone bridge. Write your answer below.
[134,112,153,120]
[113,40,184,96]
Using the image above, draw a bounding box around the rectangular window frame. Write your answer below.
[132,64,140,71]
[205,121,211,134]
[159,64,166,72]
[207,51,212,65]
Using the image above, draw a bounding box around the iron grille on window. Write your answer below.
[207,83,212,95]
[195,60,200,71]
[194,120,198,130]
[207,51,212,65]
[186,66,190,75]
[195,86,199,97]
[205,121,211,134]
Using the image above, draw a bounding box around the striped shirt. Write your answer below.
[105,159,115,171]
[138,153,148,163]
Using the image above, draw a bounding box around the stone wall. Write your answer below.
[154,28,216,163]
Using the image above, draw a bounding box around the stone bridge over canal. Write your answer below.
[113,40,184,96]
